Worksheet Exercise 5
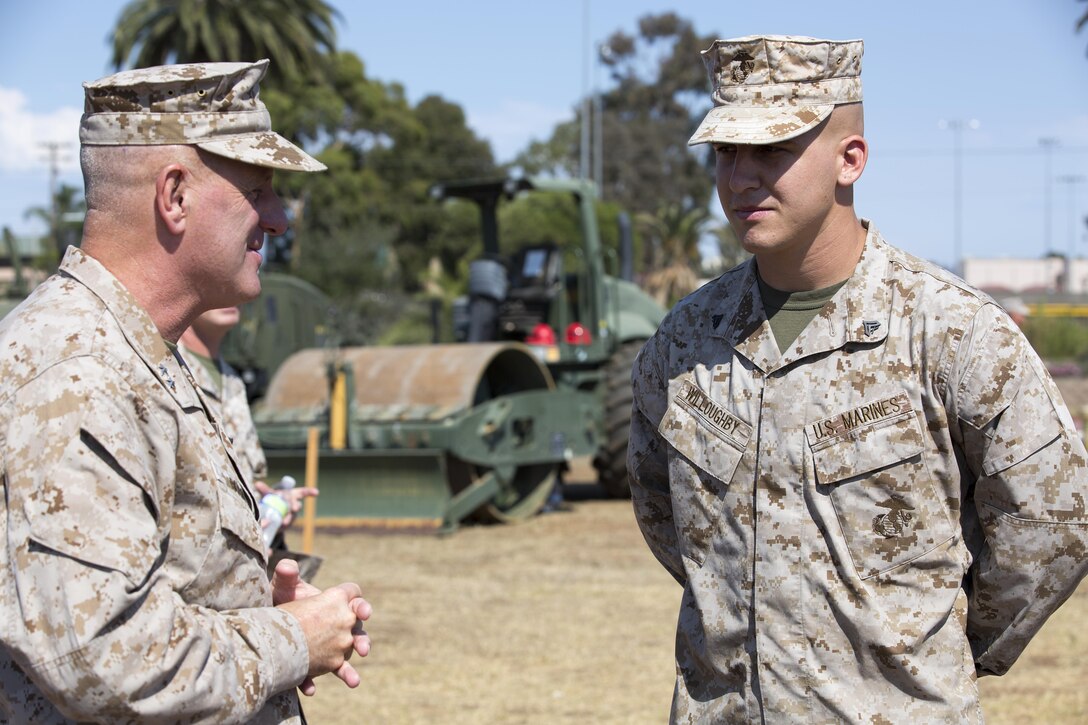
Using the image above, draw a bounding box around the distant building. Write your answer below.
[962,256,1088,296]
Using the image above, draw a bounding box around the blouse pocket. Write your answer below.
[808,393,955,579]
[216,472,267,557]
[658,381,751,565]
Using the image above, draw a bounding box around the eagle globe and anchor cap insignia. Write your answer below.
[729,50,755,83]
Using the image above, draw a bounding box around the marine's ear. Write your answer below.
[155,163,190,235]
[838,134,867,187]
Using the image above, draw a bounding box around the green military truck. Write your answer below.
[244,177,666,530]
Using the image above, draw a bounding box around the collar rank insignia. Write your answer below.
[158,363,176,392]
[862,320,881,336]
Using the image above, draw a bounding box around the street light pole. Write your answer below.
[939,119,979,275]
[1056,175,1086,293]
[580,0,591,182]
[1040,138,1059,258]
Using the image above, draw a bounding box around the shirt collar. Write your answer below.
[717,220,893,372]
[58,246,200,408]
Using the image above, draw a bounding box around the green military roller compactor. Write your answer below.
[251,177,666,531]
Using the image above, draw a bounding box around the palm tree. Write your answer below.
[636,203,709,306]
[23,183,86,266]
[1079,0,1088,54]
[110,0,341,84]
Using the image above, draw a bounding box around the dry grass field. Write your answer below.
[285,460,1088,725]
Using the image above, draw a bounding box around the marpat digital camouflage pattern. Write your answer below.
[0,248,308,723]
[689,35,863,146]
[80,59,326,173]
[180,344,270,488]
[628,223,1088,723]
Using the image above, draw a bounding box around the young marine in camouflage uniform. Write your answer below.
[181,308,271,485]
[628,35,1088,723]
[179,307,319,553]
[0,61,370,723]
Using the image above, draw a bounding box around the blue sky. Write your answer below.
[2,0,1087,270]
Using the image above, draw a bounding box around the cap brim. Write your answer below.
[197,132,326,172]
[688,104,832,146]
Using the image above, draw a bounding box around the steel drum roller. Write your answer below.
[256,343,566,527]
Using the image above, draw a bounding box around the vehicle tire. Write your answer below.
[592,340,644,499]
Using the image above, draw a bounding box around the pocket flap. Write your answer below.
[659,381,750,474]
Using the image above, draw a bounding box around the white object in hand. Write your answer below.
[258,475,298,548]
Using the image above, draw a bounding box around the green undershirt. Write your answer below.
[186,348,223,392]
[757,275,848,354]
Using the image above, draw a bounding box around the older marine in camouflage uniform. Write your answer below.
[0,249,307,722]
[629,36,1088,723]
[0,61,369,723]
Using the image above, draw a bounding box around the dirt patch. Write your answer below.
[293,479,680,724]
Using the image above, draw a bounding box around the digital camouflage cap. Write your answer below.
[689,35,863,146]
[79,59,326,172]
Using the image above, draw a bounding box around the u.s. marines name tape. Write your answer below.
[809,392,911,443]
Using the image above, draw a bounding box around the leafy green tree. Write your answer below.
[365,94,498,289]
[264,56,496,338]
[515,13,719,226]
[110,0,340,85]
[264,51,423,277]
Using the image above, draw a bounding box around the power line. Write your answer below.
[874,145,1088,158]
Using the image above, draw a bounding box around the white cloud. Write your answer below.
[0,87,82,173]
[468,100,573,163]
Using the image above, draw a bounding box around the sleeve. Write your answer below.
[0,359,308,722]
[950,304,1088,676]
[628,328,686,585]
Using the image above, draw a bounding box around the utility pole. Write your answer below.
[594,42,613,197]
[593,78,603,194]
[38,141,71,258]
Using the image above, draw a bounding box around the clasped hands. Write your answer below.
[272,558,372,695]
